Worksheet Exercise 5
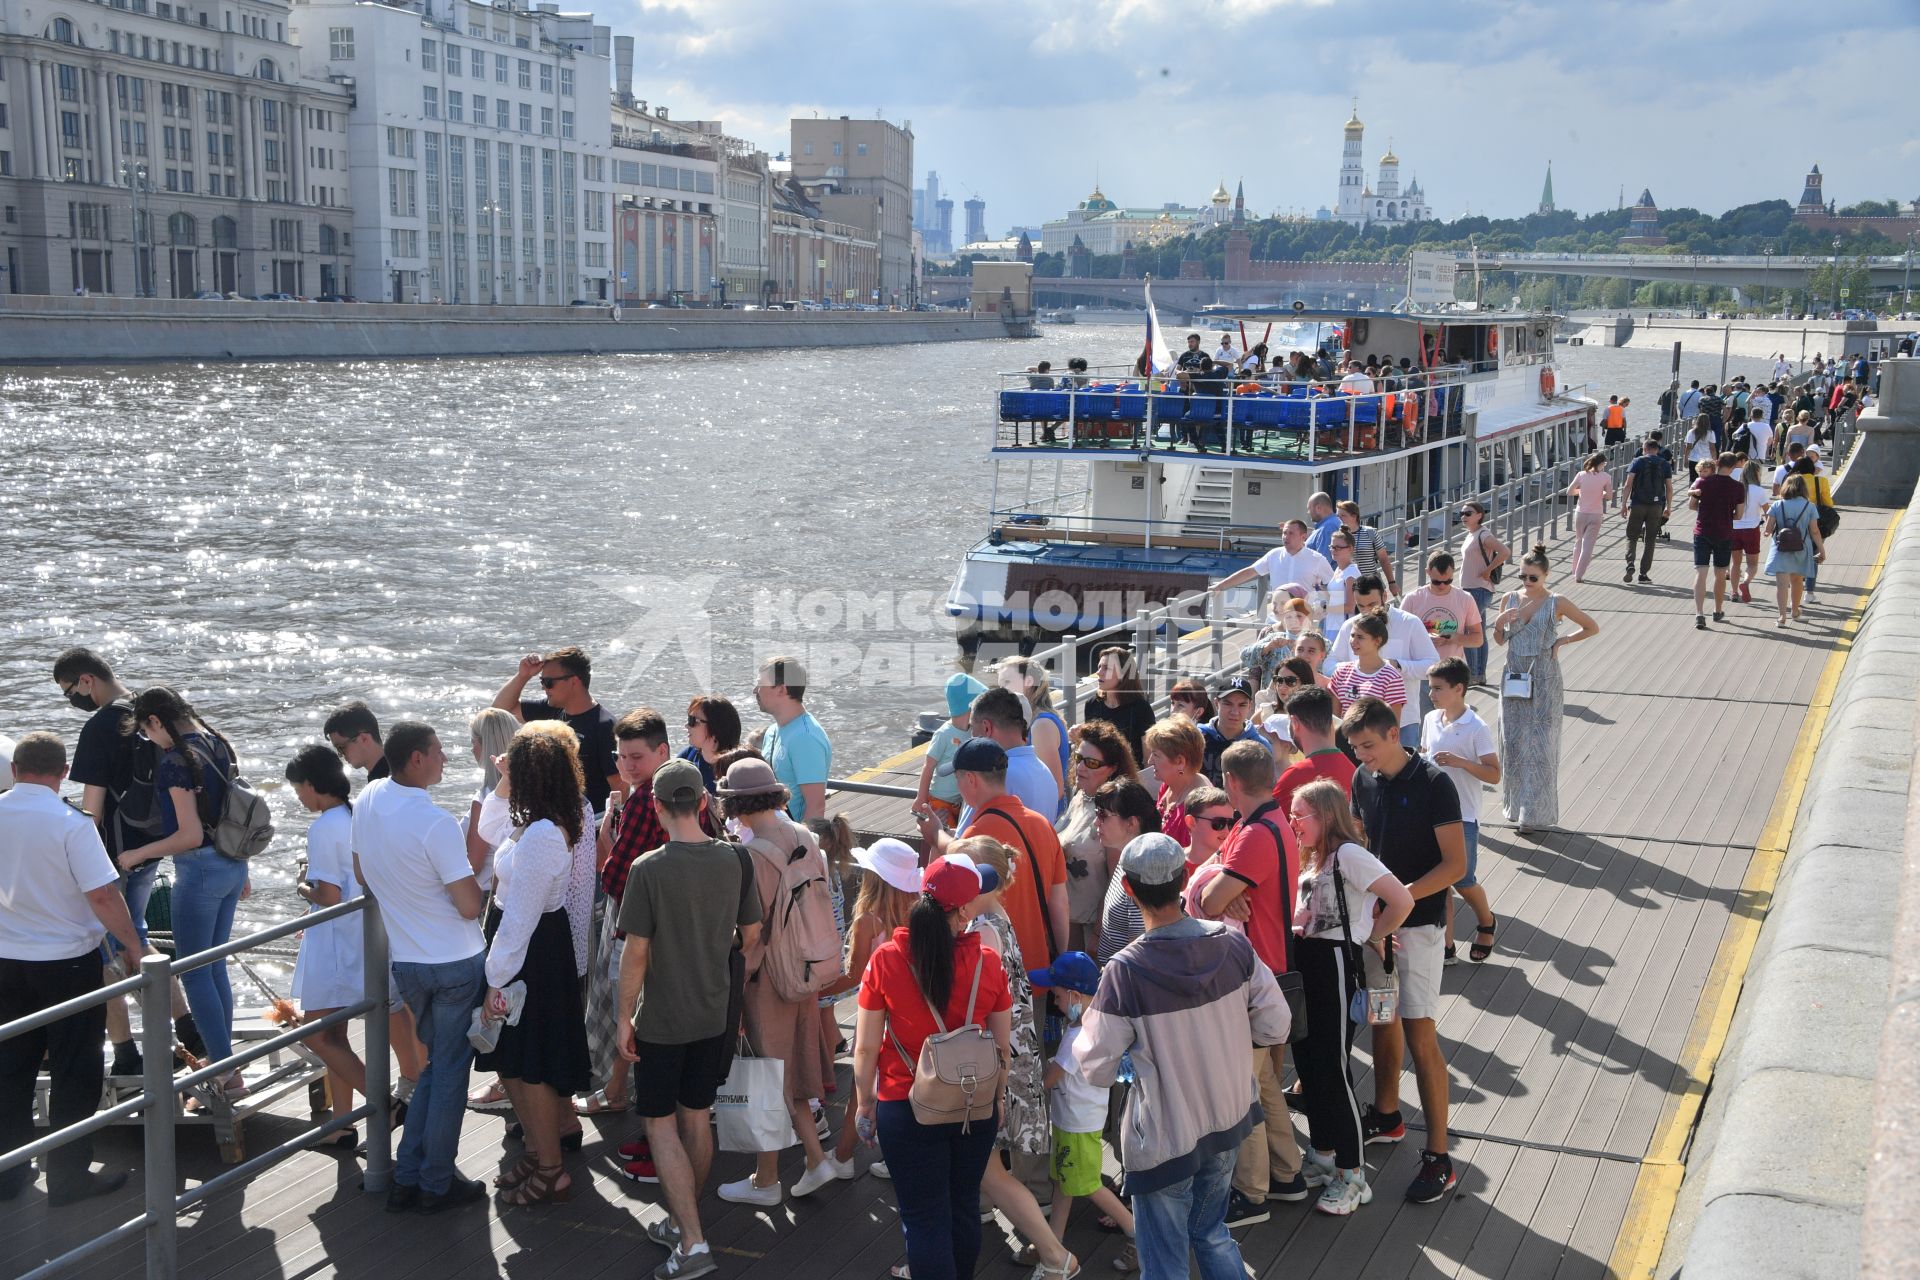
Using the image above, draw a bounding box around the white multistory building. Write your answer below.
[290,0,614,304]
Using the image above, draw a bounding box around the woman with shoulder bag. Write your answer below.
[117,686,247,1095]
[1763,474,1826,626]
[853,854,1019,1280]
[1490,546,1600,834]
[1285,780,1411,1217]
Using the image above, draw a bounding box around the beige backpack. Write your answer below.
[889,955,1003,1131]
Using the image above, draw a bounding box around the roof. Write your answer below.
[1197,304,1537,323]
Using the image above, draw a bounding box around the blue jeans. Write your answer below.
[100,860,160,960]
[1133,1146,1245,1280]
[171,847,246,1063]
[391,952,486,1193]
[1457,820,1481,889]
[1466,588,1493,682]
[876,1099,999,1280]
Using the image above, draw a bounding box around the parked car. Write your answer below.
[567,299,605,308]
[192,290,226,301]
[256,291,298,302]
[315,292,358,303]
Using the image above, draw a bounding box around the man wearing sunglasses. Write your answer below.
[491,646,622,815]
[1400,552,1484,708]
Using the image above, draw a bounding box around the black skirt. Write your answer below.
[476,906,592,1094]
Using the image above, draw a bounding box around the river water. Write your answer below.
[0,332,1777,938]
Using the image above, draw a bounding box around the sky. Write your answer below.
[607,0,1920,238]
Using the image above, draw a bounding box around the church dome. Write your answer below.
[1344,100,1364,136]
[1080,185,1116,213]
[1211,180,1231,204]
[1379,143,1398,165]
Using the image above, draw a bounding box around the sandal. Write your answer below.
[573,1088,627,1116]
[1027,1252,1080,1280]
[499,1162,572,1207]
[494,1153,540,1190]
[889,1266,911,1280]
[1470,918,1497,964]
[468,1081,512,1112]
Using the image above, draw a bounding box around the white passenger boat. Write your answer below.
[947,303,1600,653]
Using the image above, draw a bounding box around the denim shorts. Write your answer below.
[1456,820,1481,890]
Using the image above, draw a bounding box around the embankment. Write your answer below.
[0,295,1019,364]
[1619,315,1882,363]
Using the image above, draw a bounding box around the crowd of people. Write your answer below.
[0,385,1858,1278]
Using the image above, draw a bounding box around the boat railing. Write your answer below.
[994,367,1481,463]
[0,897,394,1280]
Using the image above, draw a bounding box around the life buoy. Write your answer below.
[1540,367,1557,399]
[1488,329,1499,358]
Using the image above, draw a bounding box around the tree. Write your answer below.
[1839,199,1900,218]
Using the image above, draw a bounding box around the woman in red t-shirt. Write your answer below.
[854,855,1015,1280]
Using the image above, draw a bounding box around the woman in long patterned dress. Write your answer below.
[1491,544,1600,833]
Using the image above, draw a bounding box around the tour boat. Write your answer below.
[946,302,1600,654]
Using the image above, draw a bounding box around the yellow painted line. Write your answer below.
[1607,510,1903,1279]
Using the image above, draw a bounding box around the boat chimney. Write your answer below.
[614,34,634,107]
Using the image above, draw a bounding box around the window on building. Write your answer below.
[519,102,532,133]
[495,53,507,82]
[273,218,296,251]
[856,142,867,156]
[539,106,552,136]
[389,168,417,217]
[329,27,353,59]
[387,126,415,158]
[495,99,509,129]
[447,91,463,122]
[802,142,812,156]
[539,64,551,93]
[560,110,573,140]
[832,142,841,156]
[423,86,438,119]
[559,67,573,97]
[516,58,531,89]
[421,39,437,71]
[473,48,486,77]
[446,44,462,76]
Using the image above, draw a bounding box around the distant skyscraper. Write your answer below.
[934,198,954,255]
[964,197,986,246]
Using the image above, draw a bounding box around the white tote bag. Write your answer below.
[714,1048,795,1153]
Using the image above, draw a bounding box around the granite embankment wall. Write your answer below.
[1619,315,1881,362]
[0,296,1018,363]
[1668,482,1919,1279]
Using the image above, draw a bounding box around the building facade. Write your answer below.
[1040,185,1200,259]
[0,0,353,296]
[789,115,911,306]
[608,93,768,304]
[1333,103,1431,227]
[290,0,614,305]
[766,173,875,305]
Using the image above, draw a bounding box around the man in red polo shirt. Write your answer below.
[1273,686,1356,816]
[1198,740,1306,1223]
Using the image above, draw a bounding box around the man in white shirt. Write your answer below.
[1773,355,1793,382]
[1211,519,1334,602]
[1328,575,1440,747]
[1214,334,1237,365]
[0,732,147,1205]
[1339,362,1375,395]
[352,721,487,1214]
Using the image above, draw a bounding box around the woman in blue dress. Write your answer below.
[1762,474,1826,626]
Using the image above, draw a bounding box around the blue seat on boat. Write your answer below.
[1111,392,1147,422]
[1237,397,1284,427]
[1000,390,1070,421]
[1183,396,1222,423]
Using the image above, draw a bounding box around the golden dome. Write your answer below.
[1344,98,1363,135]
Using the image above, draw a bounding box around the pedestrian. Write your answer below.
[284,744,370,1151]
[1305,491,1342,561]
[1031,951,1137,1272]
[1197,740,1309,1221]
[1072,832,1291,1280]
[966,687,1060,822]
[810,813,855,1087]
[1092,778,1162,965]
[1056,721,1138,956]
[1177,786,1238,924]
[1198,677,1268,786]
[852,854,1022,1280]
[1730,459,1770,605]
[1336,500,1399,598]
[1328,578,1439,747]
[823,836,921,1178]
[352,721,489,1214]
[1329,611,1408,723]
[116,687,250,1094]
[1420,659,1501,965]
[475,722,595,1207]
[1763,474,1826,626]
[715,757,854,1205]
[52,647,177,1075]
[465,706,526,1116]
[919,672,985,828]
[1456,502,1508,687]
[1272,685,1357,818]
[754,656,832,824]
[1143,715,1206,847]
[1000,658,1070,809]
[1491,546,1600,832]
[1564,453,1615,583]
[1293,633,1334,690]
[1601,395,1625,446]
[1620,436,1673,584]
[1683,416,1717,474]
[491,647,621,815]
[1325,531,1361,632]
[1284,778,1413,1216]
[1209,519,1335,606]
[615,758,763,1279]
[1690,452,1748,628]
[1083,646,1156,768]
[1399,551,1484,677]
[1340,697,1466,1203]
[0,732,147,1205]
[325,700,392,783]
[679,695,743,795]
[1167,677,1215,727]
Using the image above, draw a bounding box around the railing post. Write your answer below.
[1053,643,1078,728]
[1132,607,1154,703]
[361,897,393,1195]
[140,952,178,1280]
[1208,591,1225,673]
[1160,600,1180,688]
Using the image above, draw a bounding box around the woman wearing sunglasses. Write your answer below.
[1055,722,1139,956]
[1491,545,1600,834]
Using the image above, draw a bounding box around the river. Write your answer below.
[0,333,1779,939]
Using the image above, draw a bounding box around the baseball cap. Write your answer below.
[717,757,782,797]
[945,671,987,718]
[851,837,923,895]
[938,737,1008,779]
[1212,676,1255,702]
[651,757,705,804]
[1027,950,1100,997]
[922,853,1000,910]
[1118,832,1187,887]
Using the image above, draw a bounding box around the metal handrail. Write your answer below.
[0,894,392,1280]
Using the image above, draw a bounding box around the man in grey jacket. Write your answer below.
[1074,833,1290,1280]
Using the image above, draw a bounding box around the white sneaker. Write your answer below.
[1300,1148,1338,1189]
[1314,1168,1373,1217]
[791,1156,853,1197]
[717,1175,782,1207]
[869,1160,891,1180]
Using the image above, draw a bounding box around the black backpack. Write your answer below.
[104,700,166,854]
[1630,457,1668,507]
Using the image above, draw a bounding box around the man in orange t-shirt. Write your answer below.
[916,738,1067,968]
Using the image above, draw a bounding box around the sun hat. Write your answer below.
[851,837,923,895]
[945,671,987,718]
[716,757,783,797]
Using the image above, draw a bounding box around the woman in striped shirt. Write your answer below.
[1328,611,1407,721]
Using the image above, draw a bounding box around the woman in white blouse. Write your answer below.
[474,721,595,1206]
[285,745,367,1150]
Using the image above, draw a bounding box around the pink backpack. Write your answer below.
[746,828,846,1002]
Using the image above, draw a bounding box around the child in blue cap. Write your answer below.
[916,671,984,826]
[1032,951,1138,1271]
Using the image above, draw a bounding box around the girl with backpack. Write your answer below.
[1763,474,1826,626]
[852,853,1015,1280]
[118,687,247,1095]
[717,758,853,1205]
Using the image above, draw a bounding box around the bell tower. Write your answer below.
[1337,100,1365,223]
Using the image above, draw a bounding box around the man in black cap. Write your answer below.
[1198,676,1269,787]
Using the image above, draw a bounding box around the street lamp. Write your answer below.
[1832,236,1843,316]
[480,201,501,304]
[1762,245,1773,314]
[1905,231,1915,313]
[120,161,153,297]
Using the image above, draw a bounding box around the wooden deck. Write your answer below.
[5,504,1893,1280]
